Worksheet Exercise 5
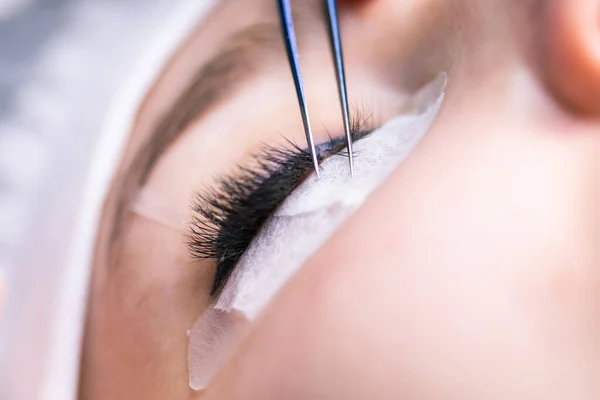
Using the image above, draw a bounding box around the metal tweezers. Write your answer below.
[277,0,354,178]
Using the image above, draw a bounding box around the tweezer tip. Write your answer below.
[312,158,321,178]
[346,129,354,177]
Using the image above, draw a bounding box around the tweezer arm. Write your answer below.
[326,0,355,177]
[276,0,321,178]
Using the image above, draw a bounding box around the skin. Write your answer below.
[80,0,600,398]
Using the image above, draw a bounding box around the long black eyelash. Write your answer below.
[188,113,373,296]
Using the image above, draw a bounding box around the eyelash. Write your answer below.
[188,113,373,296]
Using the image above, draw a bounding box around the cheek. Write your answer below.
[82,215,214,399]
[206,118,600,398]
[321,125,600,395]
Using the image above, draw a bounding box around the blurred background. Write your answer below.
[0,1,193,398]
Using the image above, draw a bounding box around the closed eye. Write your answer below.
[188,112,374,296]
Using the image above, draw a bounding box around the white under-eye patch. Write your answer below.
[188,73,447,390]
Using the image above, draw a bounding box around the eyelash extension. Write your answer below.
[188,113,373,296]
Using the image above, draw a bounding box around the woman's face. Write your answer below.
[80,0,600,398]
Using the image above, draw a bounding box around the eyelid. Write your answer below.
[128,134,353,232]
[128,118,372,267]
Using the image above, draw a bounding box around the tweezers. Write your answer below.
[277,0,354,178]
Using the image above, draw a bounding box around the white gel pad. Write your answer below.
[188,74,447,390]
